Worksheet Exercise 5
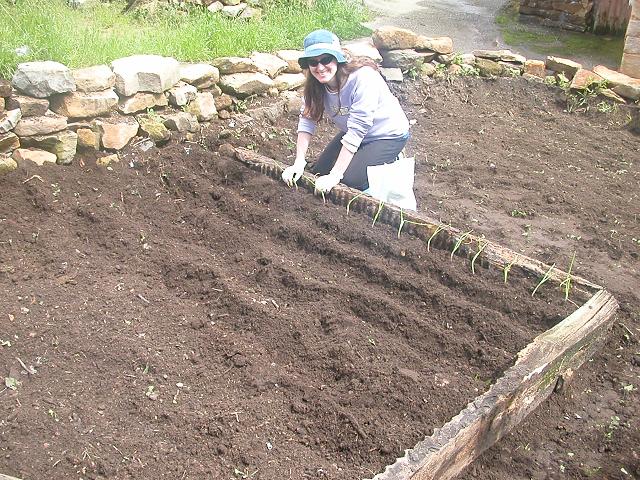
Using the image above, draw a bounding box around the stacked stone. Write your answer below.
[519,0,593,32]
[2,26,640,176]
[0,50,304,170]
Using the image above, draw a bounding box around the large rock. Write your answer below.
[221,3,247,16]
[163,112,199,133]
[219,72,275,97]
[167,82,198,107]
[0,109,22,134]
[380,49,436,71]
[343,38,383,62]
[179,63,220,89]
[19,129,77,164]
[593,65,640,101]
[94,117,139,150]
[524,59,546,78]
[117,92,168,114]
[545,56,582,80]
[475,58,505,77]
[71,65,116,93]
[0,155,18,175]
[11,61,75,98]
[473,49,526,64]
[570,69,604,90]
[415,36,453,54]
[276,50,303,73]
[250,52,288,79]
[13,110,67,137]
[372,26,420,50]
[184,92,217,121]
[0,132,20,153]
[273,73,305,91]
[12,148,57,166]
[110,55,181,96]
[50,90,119,118]
[6,95,49,117]
[212,57,259,74]
[136,113,171,144]
[76,127,100,150]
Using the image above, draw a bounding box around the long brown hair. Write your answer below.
[302,55,380,122]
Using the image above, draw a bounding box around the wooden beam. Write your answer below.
[370,289,618,480]
[1,474,23,480]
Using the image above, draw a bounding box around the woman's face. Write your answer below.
[307,55,338,85]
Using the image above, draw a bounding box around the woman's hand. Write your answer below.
[314,172,342,193]
[282,157,307,186]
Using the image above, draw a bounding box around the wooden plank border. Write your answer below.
[234,148,619,479]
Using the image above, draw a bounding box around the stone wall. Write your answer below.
[1,26,639,175]
[621,0,639,77]
[519,0,632,33]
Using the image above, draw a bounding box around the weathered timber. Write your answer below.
[0,474,23,480]
[235,148,602,292]
[370,289,618,479]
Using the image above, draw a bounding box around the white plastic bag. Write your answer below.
[364,155,417,211]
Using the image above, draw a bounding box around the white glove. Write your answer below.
[314,172,343,193]
[282,158,307,186]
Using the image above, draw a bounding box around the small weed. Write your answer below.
[511,209,528,218]
[604,415,620,441]
[234,467,259,479]
[4,377,19,390]
[47,408,59,421]
[596,101,617,114]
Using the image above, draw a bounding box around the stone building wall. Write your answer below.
[519,0,631,33]
[621,0,639,76]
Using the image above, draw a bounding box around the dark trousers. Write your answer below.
[310,132,409,190]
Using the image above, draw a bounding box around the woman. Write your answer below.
[281,29,411,194]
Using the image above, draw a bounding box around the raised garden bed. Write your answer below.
[1,76,635,479]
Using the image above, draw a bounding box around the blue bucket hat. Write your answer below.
[298,29,348,69]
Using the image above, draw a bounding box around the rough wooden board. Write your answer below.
[370,289,618,480]
[235,147,602,292]
[0,474,23,480]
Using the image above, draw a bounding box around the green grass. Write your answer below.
[495,1,624,67]
[0,0,370,78]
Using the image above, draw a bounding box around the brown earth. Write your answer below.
[1,76,638,480]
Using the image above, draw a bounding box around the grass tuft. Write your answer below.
[0,0,370,78]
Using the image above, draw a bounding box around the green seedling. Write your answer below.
[451,230,473,261]
[471,240,488,274]
[397,209,405,238]
[372,201,385,226]
[4,377,19,390]
[559,251,576,300]
[346,191,366,215]
[427,224,446,252]
[604,415,620,441]
[532,263,556,297]
[504,257,517,283]
[511,209,527,218]
[398,219,431,239]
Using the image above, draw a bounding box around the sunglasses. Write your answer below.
[306,55,334,68]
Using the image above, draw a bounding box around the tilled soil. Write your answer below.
[1,75,639,480]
